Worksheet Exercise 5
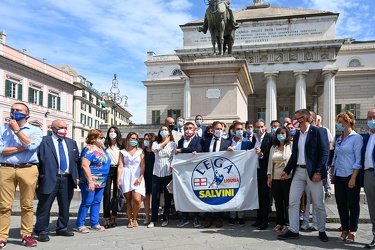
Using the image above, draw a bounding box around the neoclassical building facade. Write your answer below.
[143,1,375,135]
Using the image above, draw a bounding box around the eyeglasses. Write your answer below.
[295,116,304,120]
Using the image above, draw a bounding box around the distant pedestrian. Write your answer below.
[142,133,156,225]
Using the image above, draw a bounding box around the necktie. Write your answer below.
[58,138,68,172]
[213,138,218,152]
[248,135,251,140]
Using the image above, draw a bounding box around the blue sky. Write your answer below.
[1,0,374,124]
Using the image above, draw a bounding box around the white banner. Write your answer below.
[172,150,259,212]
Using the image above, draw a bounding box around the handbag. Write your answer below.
[109,189,125,213]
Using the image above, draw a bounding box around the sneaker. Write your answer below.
[177,218,189,228]
[300,221,309,230]
[161,221,169,227]
[238,218,245,227]
[193,217,201,228]
[325,192,332,198]
[278,230,300,240]
[0,240,6,249]
[21,235,37,247]
[318,231,329,242]
[228,218,235,226]
[147,222,155,228]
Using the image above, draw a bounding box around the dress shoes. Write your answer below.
[56,230,74,237]
[215,219,223,228]
[318,231,329,242]
[258,222,268,230]
[38,234,50,242]
[204,219,212,228]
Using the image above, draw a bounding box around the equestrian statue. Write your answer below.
[198,0,239,55]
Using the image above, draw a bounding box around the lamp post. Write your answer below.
[109,74,128,126]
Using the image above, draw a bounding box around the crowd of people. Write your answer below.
[0,102,374,249]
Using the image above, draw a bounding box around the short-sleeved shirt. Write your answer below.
[80,144,111,188]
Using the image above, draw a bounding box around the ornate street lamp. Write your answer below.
[109,74,128,126]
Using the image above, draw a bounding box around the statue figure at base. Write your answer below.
[198,0,238,55]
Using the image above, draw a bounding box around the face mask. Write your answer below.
[109,132,117,140]
[235,130,243,138]
[214,129,222,138]
[368,120,375,129]
[160,130,169,138]
[292,119,300,128]
[336,123,345,132]
[246,129,253,135]
[97,138,105,147]
[185,129,194,137]
[271,128,278,134]
[177,121,183,128]
[196,120,202,126]
[56,128,67,137]
[289,129,296,136]
[254,128,264,135]
[10,110,27,122]
[230,130,235,136]
[277,134,286,142]
[144,140,150,147]
[168,124,175,130]
[221,133,228,139]
[129,140,138,147]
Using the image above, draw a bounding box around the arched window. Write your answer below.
[348,59,362,67]
[172,69,183,76]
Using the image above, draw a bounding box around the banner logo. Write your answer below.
[191,156,240,205]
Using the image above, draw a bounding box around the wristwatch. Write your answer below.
[14,130,20,135]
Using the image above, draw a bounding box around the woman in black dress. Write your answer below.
[142,133,156,225]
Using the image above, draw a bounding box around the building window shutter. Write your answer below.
[28,87,33,103]
[167,109,172,117]
[355,104,360,119]
[57,96,61,111]
[5,80,10,97]
[39,91,43,106]
[335,104,342,116]
[48,94,52,108]
[152,110,160,124]
[18,84,23,100]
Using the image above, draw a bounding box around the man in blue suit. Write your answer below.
[202,121,231,228]
[362,108,375,248]
[175,121,203,228]
[195,115,207,138]
[35,119,80,242]
[278,109,329,242]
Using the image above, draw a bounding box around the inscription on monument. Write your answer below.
[206,89,221,99]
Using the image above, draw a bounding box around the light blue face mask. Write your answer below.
[177,121,183,128]
[235,130,243,138]
[143,140,150,147]
[160,130,169,138]
[271,128,278,134]
[368,119,375,129]
[246,129,253,135]
[129,140,138,147]
[336,123,345,132]
[277,134,286,142]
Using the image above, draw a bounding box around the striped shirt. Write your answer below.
[152,141,177,177]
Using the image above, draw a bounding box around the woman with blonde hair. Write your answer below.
[117,132,145,228]
[75,129,111,233]
[332,111,363,244]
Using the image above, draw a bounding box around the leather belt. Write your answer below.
[297,165,306,168]
[57,173,71,178]
[110,164,118,167]
[0,163,35,168]
[365,168,374,172]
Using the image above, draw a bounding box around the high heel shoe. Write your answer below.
[111,216,117,227]
[345,232,355,244]
[338,231,349,241]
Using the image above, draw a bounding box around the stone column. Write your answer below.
[322,70,337,134]
[264,72,279,130]
[293,70,309,111]
[183,77,191,120]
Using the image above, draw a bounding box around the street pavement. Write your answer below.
[6,188,374,249]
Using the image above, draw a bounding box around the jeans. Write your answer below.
[335,175,360,232]
[151,175,172,222]
[76,184,104,228]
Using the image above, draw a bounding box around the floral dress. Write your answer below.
[79,144,111,188]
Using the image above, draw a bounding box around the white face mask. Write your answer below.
[97,138,105,147]
[214,129,223,138]
[109,132,117,140]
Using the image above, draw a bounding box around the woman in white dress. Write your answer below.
[117,132,145,228]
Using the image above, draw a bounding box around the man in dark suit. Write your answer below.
[250,119,274,230]
[278,109,329,242]
[175,121,203,228]
[195,115,207,138]
[35,119,80,242]
[362,108,375,249]
[202,121,231,228]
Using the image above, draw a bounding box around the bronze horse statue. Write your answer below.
[205,0,235,55]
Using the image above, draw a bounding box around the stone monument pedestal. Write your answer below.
[180,57,254,124]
